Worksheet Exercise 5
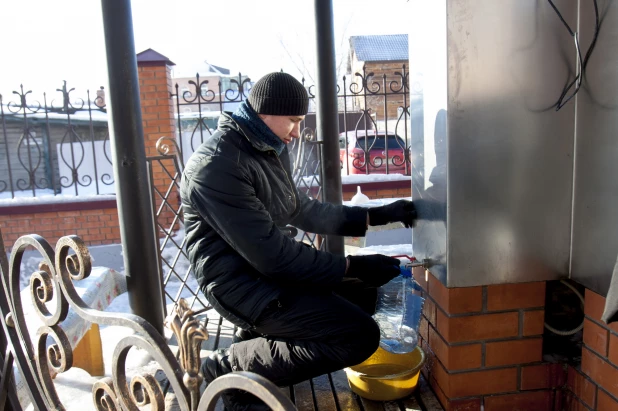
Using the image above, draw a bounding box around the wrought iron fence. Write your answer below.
[0,82,112,199]
[172,64,420,177]
[0,66,418,202]
[147,137,210,312]
[292,128,324,250]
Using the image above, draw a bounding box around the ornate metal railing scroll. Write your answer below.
[1,232,193,410]
[0,229,295,410]
[164,298,208,408]
[198,372,296,411]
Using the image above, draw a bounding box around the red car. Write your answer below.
[339,130,409,175]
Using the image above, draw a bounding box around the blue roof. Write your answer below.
[350,34,408,62]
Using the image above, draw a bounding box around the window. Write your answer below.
[355,135,405,150]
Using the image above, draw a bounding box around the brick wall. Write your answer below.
[138,61,180,233]
[0,201,120,249]
[413,267,564,410]
[562,289,618,410]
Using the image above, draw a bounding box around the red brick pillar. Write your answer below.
[413,268,560,410]
[562,289,618,410]
[136,49,179,234]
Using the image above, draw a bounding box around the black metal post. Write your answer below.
[100,0,165,334]
[314,0,345,255]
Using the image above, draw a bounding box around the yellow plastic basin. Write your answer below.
[344,346,426,401]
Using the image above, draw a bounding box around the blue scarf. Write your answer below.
[232,101,285,155]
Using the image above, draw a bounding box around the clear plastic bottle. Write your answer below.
[373,266,425,354]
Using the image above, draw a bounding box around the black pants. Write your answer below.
[228,278,380,387]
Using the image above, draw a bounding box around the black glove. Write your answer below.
[368,200,417,228]
[346,254,401,287]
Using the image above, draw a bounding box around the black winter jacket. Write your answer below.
[180,113,368,329]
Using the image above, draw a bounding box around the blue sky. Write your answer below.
[0,0,412,100]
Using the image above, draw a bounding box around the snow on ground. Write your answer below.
[341,173,410,184]
[343,196,411,208]
[297,172,410,188]
[0,103,108,123]
[354,243,414,258]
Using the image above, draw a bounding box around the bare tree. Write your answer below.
[276,14,353,84]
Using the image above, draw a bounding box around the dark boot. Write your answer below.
[200,349,270,411]
[200,348,233,383]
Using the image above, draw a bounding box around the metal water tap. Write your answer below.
[406,259,430,269]
[391,255,430,270]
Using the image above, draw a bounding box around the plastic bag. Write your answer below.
[373,266,425,354]
[350,186,370,205]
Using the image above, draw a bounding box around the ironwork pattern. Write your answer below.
[0,82,112,199]
[164,298,209,407]
[335,65,421,175]
[148,137,211,312]
[0,229,294,410]
[0,67,416,201]
[291,128,325,250]
[171,65,418,176]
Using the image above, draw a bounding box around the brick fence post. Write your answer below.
[136,49,179,234]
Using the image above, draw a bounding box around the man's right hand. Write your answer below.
[346,254,401,287]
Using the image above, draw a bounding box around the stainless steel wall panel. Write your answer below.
[410,0,449,284]
[571,0,618,296]
[411,0,578,287]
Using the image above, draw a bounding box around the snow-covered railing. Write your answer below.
[0,81,113,200]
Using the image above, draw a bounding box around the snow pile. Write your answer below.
[0,190,116,205]
[343,196,411,208]
[355,243,414,258]
[296,172,410,188]
[341,173,410,185]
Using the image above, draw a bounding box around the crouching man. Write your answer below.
[180,72,416,410]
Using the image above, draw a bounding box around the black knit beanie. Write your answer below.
[248,72,309,116]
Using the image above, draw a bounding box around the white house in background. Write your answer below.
[172,60,251,114]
